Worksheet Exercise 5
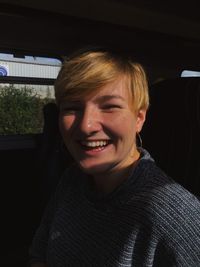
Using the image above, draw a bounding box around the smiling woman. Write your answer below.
[29,47,200,267]
[58,77,146,192]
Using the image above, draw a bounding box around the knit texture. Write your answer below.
[30,149,200,266]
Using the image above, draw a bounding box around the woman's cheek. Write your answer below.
[59,115,73,133]
[105,112,129,127]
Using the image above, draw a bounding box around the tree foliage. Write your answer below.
[0,85,53,135]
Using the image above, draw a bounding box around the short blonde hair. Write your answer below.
[55,49,149,112]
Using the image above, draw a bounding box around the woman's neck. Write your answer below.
[92,150,140,195]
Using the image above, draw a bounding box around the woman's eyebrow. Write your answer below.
[95,95,126,103]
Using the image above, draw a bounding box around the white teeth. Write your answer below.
[81,140,108,147]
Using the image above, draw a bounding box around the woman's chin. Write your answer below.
[78,161,112,176]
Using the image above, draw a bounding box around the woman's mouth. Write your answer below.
[79,140,111,152]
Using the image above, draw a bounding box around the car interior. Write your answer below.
[0,0,200,266]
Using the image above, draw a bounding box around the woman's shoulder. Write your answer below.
[140,154,200,216]
[138,148,199,203]
[134,149,200,230]
[147,176,200,259]
[146,172,200,218]
[138,158,200,242]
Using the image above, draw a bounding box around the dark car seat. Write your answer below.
[142,77,200,197]
[38,102,73,204]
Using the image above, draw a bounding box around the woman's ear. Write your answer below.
[136,109,147,133]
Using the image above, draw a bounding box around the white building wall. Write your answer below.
[0,60,60,78]
[0,59,61,98]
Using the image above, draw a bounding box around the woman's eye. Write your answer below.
[102,104,121,111]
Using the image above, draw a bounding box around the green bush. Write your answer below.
[0,85,53,135]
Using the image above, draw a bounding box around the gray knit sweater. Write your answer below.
[30,149,200,266]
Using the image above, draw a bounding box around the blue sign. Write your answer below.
[0,65,8,76]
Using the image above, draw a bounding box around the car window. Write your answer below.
[0,53,61,136]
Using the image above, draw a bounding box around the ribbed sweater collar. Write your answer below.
[80,148,155,211]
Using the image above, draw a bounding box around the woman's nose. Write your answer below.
[79,107,102,135]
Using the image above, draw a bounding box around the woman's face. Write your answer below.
[59,77,146,176]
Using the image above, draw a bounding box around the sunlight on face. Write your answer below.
[59,77,146,175]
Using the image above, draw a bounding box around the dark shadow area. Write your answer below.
[142,77,200,197]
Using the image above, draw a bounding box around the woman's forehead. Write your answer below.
[59,75,132,105]
[85,76,131,100]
